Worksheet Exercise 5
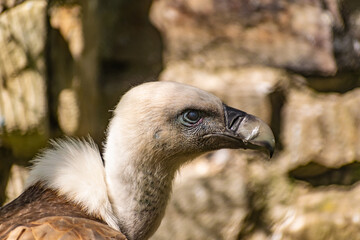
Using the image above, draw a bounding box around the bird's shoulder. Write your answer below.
[2,216,127,240]
[0,184,127,240]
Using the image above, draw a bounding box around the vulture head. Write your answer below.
[105,81,274,169]
[0,81,275,240]
[104,81,274,239]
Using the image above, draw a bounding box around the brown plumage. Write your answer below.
[0,184,126,239]
[0,82,275,240]
[4,217,125,240]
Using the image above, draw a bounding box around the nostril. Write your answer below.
[229,115,242,131]
[224,104,248,132]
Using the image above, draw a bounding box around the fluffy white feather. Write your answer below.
[26,137,119,230]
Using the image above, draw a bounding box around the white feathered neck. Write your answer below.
[26,138,119,230]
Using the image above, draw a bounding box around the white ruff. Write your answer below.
[26,138,119,230]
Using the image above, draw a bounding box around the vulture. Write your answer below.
[0,81,275,240]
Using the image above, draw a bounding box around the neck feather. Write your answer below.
[104,132,177,240]
[26,130,183,240]
[26,138,119,230]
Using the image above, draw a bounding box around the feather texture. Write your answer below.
[3,216,126,240]
[0,184,127,240]
[26,138,119,230]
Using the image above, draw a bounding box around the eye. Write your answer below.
[180,110,202,126]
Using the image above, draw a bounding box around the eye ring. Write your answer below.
[180,110,202,126]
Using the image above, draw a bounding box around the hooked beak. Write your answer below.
[222,104,275,158]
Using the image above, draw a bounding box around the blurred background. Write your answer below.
[1,0,360,239]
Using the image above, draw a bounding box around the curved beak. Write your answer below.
[223,104,275,158]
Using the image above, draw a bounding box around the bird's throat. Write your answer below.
[103,113,182,240]
[105,155,176,240]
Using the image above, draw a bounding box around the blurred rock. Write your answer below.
[0,0,46,78]
[281,87,360,170]
[47,1,82,136]
[48,0,163,141]
[99,0,163,135]
[232,154,360,240]
[0,0,24,13]
[0,71,47,133]
[269,86,360,238]
[0,149,12,205]
[333,0,360,71]
[48,0,102,139]
[0,0,48,204]
[307,72,360,93]
[150,0,337,75]
[4,164,28,204]
[57,88,79,135]
[49,3,83,59]
[0,0,48,157]
[269,180,360,240]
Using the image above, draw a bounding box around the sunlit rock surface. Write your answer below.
[150,0,337,75]
[281,87,360,169]
[0,0,48,158]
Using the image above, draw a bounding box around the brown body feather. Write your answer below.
[0,184,127,240]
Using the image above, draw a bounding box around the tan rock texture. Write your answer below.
[0,0,48,158]
[4,164,28,204]
[150,0,337,75]
[270,183,360,240]
[0,0,24,13]
[281,87,360,169]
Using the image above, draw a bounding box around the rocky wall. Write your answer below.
[0,0,48,203]
[150,0,360,239]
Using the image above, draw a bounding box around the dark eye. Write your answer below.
[180,110,202,126]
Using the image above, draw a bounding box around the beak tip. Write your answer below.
[249,122,275,159]
[269,147,274,159]
[268,139,275,159]
[255,140,275,159]
[223,104,275,158]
